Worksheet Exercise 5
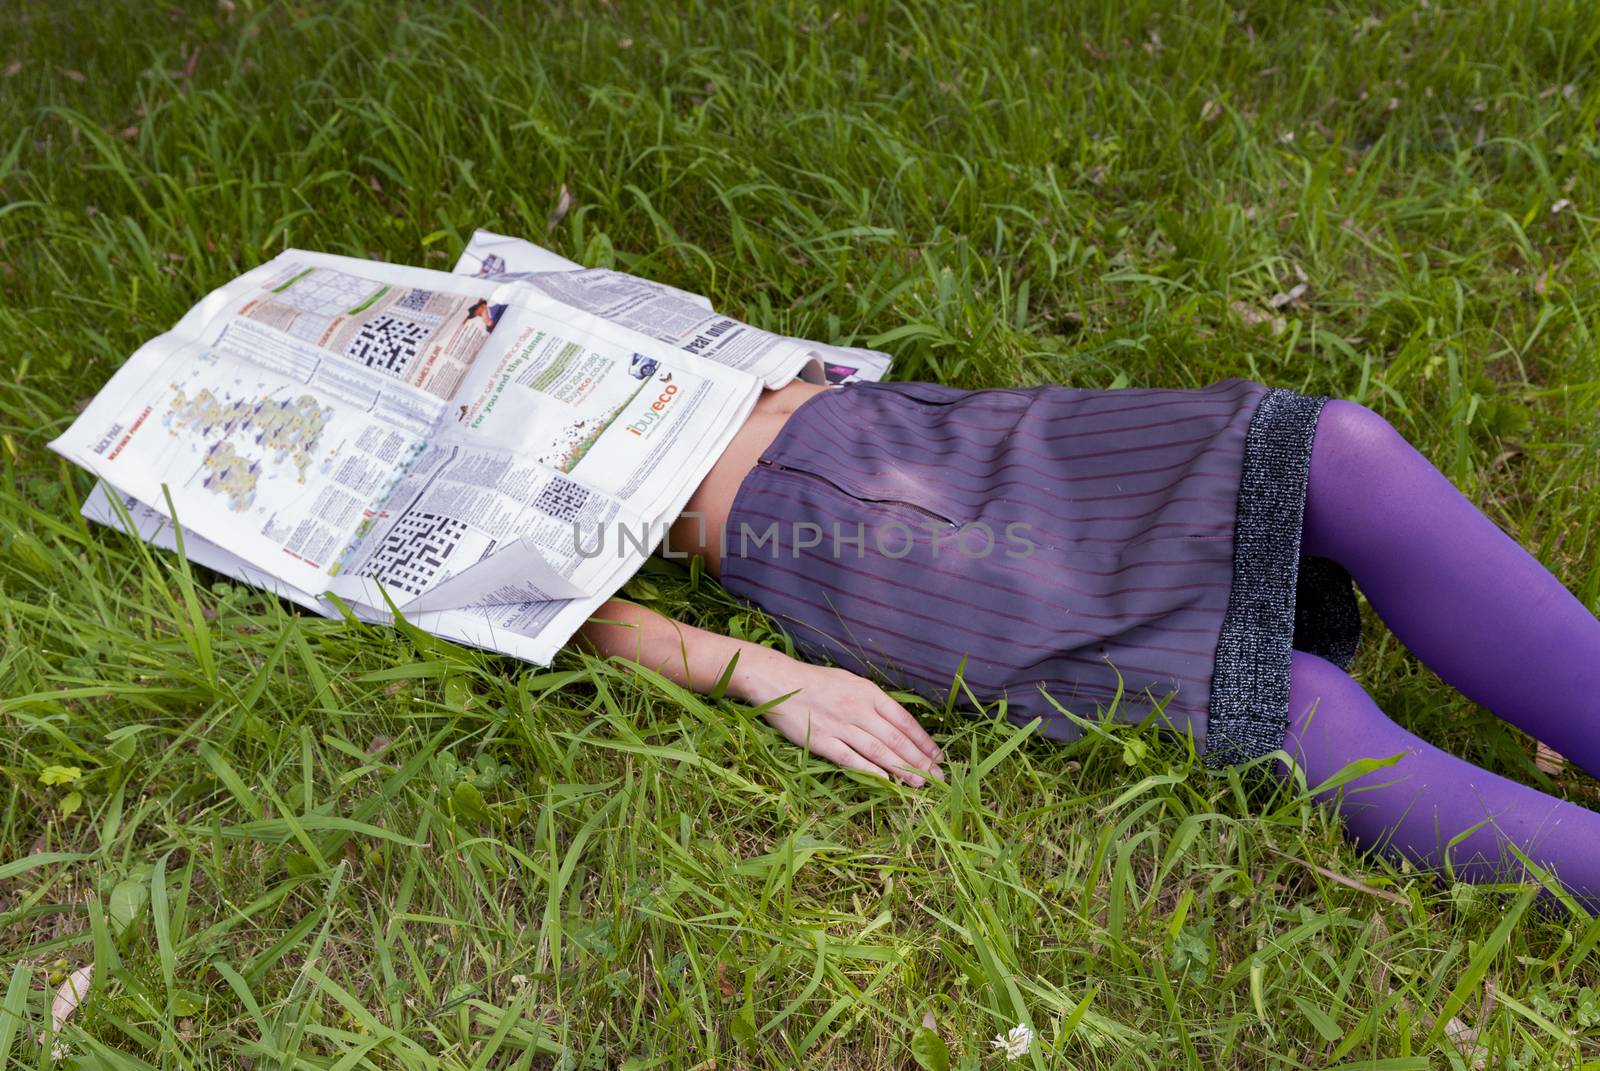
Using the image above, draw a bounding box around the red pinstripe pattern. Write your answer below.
[719,379,1267,739]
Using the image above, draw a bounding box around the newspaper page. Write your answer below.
[53,248,759,627]
[452,229,895,388]
[444,290,760,521]
[80,480,608,665]
[808,341,894,385]
[81,482,328,614]
[49,253,496,597]
[453,228,586,279]
[455,229,708,310]
[320,280,762,614]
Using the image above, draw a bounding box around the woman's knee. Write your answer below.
[1303,400,1416,556]
[1309,401,1428,494]
[1310,400,1410,475]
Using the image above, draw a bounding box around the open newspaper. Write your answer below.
[453,230,893,387]
[55,231,892,664]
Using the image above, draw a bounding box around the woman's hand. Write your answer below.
[578,601,942,787]
[733,650,945,787]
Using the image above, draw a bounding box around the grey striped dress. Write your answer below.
[718,378,1360,764]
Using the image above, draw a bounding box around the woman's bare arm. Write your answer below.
[579,599,943,786]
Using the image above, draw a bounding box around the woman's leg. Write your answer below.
[1301,400,1600,777]
[1285,651,1600,907]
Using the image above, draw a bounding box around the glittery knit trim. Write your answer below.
[1205,390,1360,768]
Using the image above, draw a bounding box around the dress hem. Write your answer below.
[1204,389,1361,767]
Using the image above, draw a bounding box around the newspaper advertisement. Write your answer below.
[445,291,759,520]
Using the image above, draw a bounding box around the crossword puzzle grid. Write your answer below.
[346,314,433,375]
[356,512,467,597]
[534,477,591,523]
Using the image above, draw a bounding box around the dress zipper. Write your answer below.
[757,457,960,527]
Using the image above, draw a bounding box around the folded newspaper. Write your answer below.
[51,230,892,664]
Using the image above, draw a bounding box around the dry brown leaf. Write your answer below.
[52,965,93,1028]
[1268,283,1308,309]
[1230,299,1266,325]
[1444,1016,1486,1069]
[1230,300,1283,333]
[547,183,574,235]
[40,964,93,1054]
[1534,742,1566,775]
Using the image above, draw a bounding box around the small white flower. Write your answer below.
[510,973,530,990]
[991,1023,1034,1060]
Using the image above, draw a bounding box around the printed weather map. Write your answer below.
[166,384,332,511]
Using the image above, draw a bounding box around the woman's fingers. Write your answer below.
[761,676,944,789]
[812,735,893,782]
[874,695,943,761]
[858,710,944,782]
[839,725,929,787]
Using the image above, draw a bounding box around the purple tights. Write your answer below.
[1287,400,1600,907]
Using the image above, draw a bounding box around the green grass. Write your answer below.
[4,0,1600,1066]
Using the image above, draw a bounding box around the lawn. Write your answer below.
[4,0,1600,1067]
